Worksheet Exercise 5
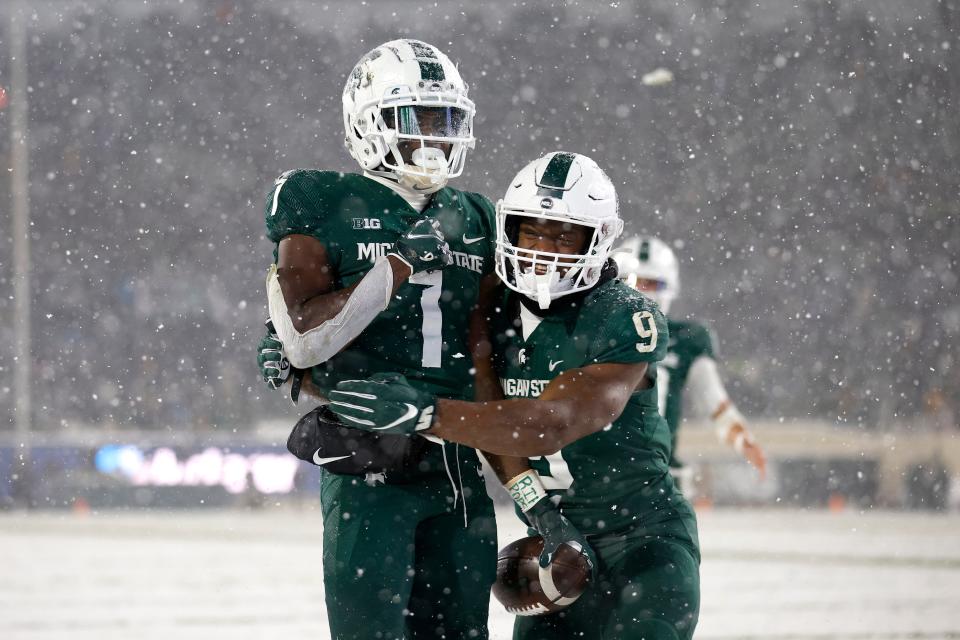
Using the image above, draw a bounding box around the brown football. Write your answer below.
[491,535,592,616]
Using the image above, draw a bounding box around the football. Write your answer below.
[491,535,592,616]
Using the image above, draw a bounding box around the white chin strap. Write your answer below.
[517,268,574,310]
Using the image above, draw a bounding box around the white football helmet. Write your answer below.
[342,39,475,193]
[495,152,624,309]
[611,236,680,313]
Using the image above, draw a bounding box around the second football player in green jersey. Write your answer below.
[329,152,701,640]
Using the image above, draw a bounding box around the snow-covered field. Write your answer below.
[3,506,959,639]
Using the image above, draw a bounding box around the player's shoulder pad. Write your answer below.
[264,169,364,242]
[584,279,668,359]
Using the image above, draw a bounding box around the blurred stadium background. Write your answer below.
[1,0,957,513]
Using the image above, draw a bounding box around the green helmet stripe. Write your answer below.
[539,152,576,189]
[406,40,446,82]
[639,239,650,261]
[417,61,445,81]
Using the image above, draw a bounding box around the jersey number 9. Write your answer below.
[632,311,658,353]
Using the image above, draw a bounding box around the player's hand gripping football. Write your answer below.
[526,497,598,582]
[329,373,437,434]
[389,217,454,276]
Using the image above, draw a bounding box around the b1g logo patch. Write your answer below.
[352,218,382,230]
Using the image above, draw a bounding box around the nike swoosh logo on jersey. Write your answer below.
[548,359,564,372]
[312,451,351,466]
[462,234,485,245]
[373,403,419,430]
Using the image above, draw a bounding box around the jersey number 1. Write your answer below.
[418,271,443,367]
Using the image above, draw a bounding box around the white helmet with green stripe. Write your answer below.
[495,152,624,309]
[342,39,475,193]
[611,236,680,313]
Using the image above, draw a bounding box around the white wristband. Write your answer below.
[506,469,548,513]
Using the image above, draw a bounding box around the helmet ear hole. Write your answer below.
[357,140,381,170]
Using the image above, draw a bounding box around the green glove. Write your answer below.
[256,320,305,402]
[328,373,437,434]
[389,217,453,275]
[257,321,290,390]
[527,497,598,581]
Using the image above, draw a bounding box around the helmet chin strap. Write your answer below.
[517,268,566,310]
[396,147,450,192]
[534,273,555,310]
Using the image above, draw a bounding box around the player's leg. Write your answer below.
[320,472,423,640]
[602,538,700,640]
[406,457,498,639]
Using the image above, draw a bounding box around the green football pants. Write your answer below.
[513,537,700,640]
[321,465,497,640]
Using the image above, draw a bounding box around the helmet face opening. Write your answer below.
[382,105,472,139]
[494,152,623,310]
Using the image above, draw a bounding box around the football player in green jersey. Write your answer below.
[612,236,767,489]
[329,152,701,640]
[259,40,505,640]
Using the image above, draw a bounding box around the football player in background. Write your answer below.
[612,236,767,489]
[328,152,701,640]
[258,40,502,640]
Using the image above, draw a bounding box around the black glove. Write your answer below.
[388,217,453,275]
[526,497,598,580]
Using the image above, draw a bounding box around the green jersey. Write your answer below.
[660,319,717,465]
[490,279,697,539]
[265,170,496,401]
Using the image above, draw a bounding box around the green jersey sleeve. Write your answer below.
[587,287,669,366]
[264,169,353,268]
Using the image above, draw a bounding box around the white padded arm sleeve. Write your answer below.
[686,356,729,417]
[686,356,746,442]
[266,257,394,369]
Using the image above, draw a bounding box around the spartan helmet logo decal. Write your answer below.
[518,348,527,365]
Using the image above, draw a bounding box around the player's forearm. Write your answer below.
[429,397,587,456]
[282,255,410,333]
[268,257,407,368]
[482,452,532,484]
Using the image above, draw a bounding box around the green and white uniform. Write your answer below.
[266,169,497,640]
[660,319,717,468]
[490,279,700,640]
